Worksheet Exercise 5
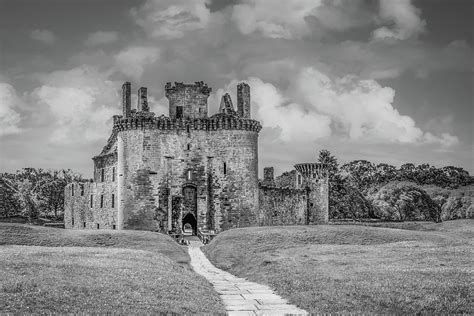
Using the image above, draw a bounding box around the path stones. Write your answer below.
[187,241,307,315]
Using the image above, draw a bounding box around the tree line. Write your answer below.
[0,168,87,222]
[317,150,473,221]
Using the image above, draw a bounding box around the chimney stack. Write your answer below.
[122,82,131,117]
[138,87,149,112]
[263,167,275,186]
[237,82,250,119]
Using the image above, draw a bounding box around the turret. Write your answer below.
[294,163,328,223]
[165,81,212,119]
[237,82,250,119]
[122,82,131,117]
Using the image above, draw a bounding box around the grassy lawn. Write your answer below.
[0,224,225,314]
[203,219,473,314]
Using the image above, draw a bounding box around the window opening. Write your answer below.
[112,167,116,182]
[187,170,192,181]
[223,162,227,175]
[83,222,86,228]
[111,194,115,208]
[100,195,104,208]
[80,184,84,196]
[112,225,116,230]
[71,218,74,226]
[71,184,74,196]
[187,143,191,150]
[96,223,100,229]
[101,168,105,182]
[90,195,93,207]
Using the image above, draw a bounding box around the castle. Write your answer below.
[64,81,328,234]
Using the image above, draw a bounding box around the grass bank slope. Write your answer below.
[204,220,473,314]
[0,224,224,314]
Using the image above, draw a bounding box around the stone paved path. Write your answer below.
[187,241,308,316]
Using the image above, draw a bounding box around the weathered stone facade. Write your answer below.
[64,81,328,234]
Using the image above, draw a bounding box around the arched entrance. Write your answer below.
[182,185,197,235]
[182,212,197,235]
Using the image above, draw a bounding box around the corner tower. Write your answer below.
[294,163,329,223]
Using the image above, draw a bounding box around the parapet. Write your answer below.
[294,163,327,178]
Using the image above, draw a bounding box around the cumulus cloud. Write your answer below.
[114,46,160,80]
[210,68,458,147]
[30,29,56,44]
[231,0,319,39]
[32,66,119,144]
[296,67,458,146]
[84,31,119,46]
[373,0,426,40]
[0,83,22,136]
[131,0,210,39]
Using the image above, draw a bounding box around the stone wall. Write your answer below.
[64,181,118,229]
[258,186,307,225]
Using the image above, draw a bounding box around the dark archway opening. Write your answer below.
[182,213,197,235]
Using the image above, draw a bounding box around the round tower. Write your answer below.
[294,162,329,223]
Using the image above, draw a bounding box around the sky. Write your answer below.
[0,0,472,178]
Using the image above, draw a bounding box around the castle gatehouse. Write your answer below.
[64,81,328,234]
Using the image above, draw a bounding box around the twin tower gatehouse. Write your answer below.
[64,81,328,235]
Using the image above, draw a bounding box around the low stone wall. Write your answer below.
[258,186,307,226]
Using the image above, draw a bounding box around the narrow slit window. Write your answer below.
[83,222,86,228]
[96,223,100,229]
[71,218,74,226]
[90,195,93,208]
[101,168,105,182]
[186,125,190,133]
[111,194,115,208]
[80,184,84,196]
[71,184,74,196]
[112,167,116,182]
[298,174,302,185]
[223,162,227,175]
[187,143,191,150]
[100,195,104,208]
[112,224,116,230]
[187,170,192,181]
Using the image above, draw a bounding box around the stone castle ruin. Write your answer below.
[64,81,328,234]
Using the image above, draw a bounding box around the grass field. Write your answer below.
[0,224,225,314]
[203,220,473,314]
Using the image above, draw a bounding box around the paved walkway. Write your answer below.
[187,241,308,316]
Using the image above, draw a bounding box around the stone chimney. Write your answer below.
[219,93,235,114]
[138,87,149,112]
[263,167,275,186]
[237,82,250,119]
[122,82,131,117]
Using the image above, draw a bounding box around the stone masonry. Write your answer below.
[64,81,328,234]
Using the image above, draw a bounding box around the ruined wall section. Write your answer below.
[64,181,118,229]
[258,186,307,225]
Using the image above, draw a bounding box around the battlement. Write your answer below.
[294,163,327,178]
[113,115,262,133]
[165,81,212,97]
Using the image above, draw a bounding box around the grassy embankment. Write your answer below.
[0,224,225,314]
[204,220,473,314]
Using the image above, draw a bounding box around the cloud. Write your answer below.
[231,0,319,39]
[373,0,426,40]
[131,0,210,39]
[84,31,119,46]
[0,83,22,136]
[30,29,56,44]
[32,66,119,144]
[296,67,458,146]
[114,46,160,80]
